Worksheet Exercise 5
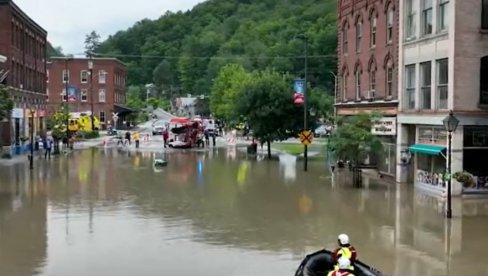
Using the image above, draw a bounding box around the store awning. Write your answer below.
[409,144,446,156]
[114,104,135,115]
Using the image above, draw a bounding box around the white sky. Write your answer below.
[14,0,205,55]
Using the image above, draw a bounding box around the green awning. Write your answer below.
[409,144,446,156]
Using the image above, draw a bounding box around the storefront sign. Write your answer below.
[11,108,24,119]
[372,117,396,136]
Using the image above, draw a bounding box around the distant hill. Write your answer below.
[98,0,337,95]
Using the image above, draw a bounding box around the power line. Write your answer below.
[89,52,337,60]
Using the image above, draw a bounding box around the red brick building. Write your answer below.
[47,58,130,129]
[0,0,47,149]
[335,0,399,176]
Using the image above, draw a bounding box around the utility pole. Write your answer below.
[88,58,95,131]
[65,58,70,148]
[303,36,309,172]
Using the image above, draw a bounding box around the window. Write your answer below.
[369,66,376,97]
[405,64,416,110]
[343,27,348,55]
[370,16,377,47]
[99,111,105,123]
[387,5,394,43]
[418,127,447,145]
[405,0,416,39]
[46,70,49,83]
[342,72,348,100]
[439,0,449,31]
[81,70,88,83]
[437,59,448,109]
[483,0,488,29]
[355,69,361,99]
[99,89,106,102]
[356,22,362,52]
[81,89,88,102]
[62,69,69,83]
[422,0,433,35]
[46,88,49,102]
[61,89,67,102]
[480,56,488,105]
[386,60,394,97]
[420,61,432,109]
[99,70,106,84]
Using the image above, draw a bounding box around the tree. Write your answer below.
[308,87,334,120]
[153,60,173,90]
[328,113,383,165]
[84,31,101,57]
[210,64,252,121]
[235,70,309,159]
[0,85,13,147]
[47,42,64,58]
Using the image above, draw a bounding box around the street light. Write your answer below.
[442,110,459,219]
[296,34,309,172]
[88,59,95,131]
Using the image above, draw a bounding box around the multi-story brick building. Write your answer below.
[336,0,399,177]
[0,0,47,151]
[397,0,488,196]
[47,57,130,130]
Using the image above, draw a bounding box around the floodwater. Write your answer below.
[0,147,487,276]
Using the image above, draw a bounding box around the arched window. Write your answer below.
[356,21,362,52]
[342,71,349,101]
[386,58,394,97]
[369,64,376,99]
[370,16,377,48]
[343,24,348,55]
[355,68,361,99]
[387,4,394,43]
[99,89,106,103]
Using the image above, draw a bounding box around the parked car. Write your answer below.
[314,125,329,137]
[152,121,167,135]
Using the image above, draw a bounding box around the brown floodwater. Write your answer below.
[0,147,487,276]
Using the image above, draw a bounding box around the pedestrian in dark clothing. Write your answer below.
[204,129,210,147]
[212,131,216,147]
[125,131,131,146]
[162,129,169,148]
[43,138,52,159]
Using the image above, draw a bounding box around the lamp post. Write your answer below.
[64,58,71,146]
[29,107,35,170]
[88,59,95,131]
[442,110,459,219]
[296,34,309,172]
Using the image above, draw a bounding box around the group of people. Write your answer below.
[35,134,54,159]
[328,234,357,276]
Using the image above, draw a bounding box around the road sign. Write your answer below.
[299,130,313,145]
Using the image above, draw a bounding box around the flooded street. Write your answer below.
[0,147,487,276]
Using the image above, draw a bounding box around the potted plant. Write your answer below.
[453,171,475,188]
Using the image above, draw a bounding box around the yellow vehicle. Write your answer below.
[68,114,100,132]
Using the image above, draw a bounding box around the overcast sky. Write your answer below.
[14,0,205,55]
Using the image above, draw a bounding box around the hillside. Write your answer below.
[98,0,337,96]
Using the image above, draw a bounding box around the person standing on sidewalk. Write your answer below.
[162,128,169,148]
[43,137,53,159]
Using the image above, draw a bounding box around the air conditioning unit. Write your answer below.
[366,90,376,100]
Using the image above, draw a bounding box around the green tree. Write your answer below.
[308,87,334,119]
[235,70,308,158]
[153,60,173,90]
[47,42,64,58]
[0,85,13,147]
[84,30,101,57]
[210,64,252,121]
[126,85,145,110]
[328,113,383,165]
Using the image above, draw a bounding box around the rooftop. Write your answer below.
[48,57,127,67]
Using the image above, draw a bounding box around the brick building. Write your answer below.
[0,0,47,150]
[336,0,399,176]
[47,57,131,130]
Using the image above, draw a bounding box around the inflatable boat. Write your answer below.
[295,250,384,276]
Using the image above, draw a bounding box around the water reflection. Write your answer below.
[0,148,487,275]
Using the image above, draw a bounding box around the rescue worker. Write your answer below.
[327,257,355,276]
[333,234,357,270]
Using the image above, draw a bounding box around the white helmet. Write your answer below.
[338,233,350,245]
[338,257,351,269]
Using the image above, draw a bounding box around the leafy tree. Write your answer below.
[84,30,102,57]
[235,70,312,158]
[308,87,334,120]
[126,85,145,110]
[47,42,64,57]
[0,85,13,147]
[210,64,252,121]
[153,60,173,90]
[328,113,383,166]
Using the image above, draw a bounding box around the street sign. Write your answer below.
[299,130,313,145]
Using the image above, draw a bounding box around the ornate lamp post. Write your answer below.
[442,110,459,219]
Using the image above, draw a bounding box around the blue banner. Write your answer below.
[67,86,79,101]
[293,79,305,95]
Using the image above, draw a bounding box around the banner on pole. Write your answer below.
[67,86,79,102]
[293,79,305,104]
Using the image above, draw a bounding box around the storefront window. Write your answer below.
[418,127,447,145]
[462,126,488,193]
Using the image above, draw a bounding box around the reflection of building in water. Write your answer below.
[0,167,48,275]
[278,155,297,182]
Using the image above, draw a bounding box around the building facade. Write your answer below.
[397,0,488,195]
[0,0,47,150]
[47,58,130,129]
[336,0,400,176]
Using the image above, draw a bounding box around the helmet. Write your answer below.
[338,257,351,269]
[338,233,349,245]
